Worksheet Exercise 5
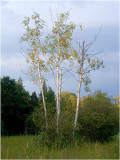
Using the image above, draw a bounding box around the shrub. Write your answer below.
[25,115,39,135]
[32,105,57,146]
[32,92,76,146]
[77,91,119,142]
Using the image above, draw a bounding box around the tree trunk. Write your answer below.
[56,65,59,134]
[72,41,85,139]
[39,70,48,129]
[56,31,61,136]
[58,69,62,116]
[36,31,48,129]
[37,52,48,129]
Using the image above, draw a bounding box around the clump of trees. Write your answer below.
[33,91,77,146]
[19,10,119,144]
[77,92,119,142]
[20,10,105,142]
[1,76,31,135]
[2,9,119,145]
[1,76,55,136]
[1,76,119,145]
[33,91,119,145]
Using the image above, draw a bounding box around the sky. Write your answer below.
[1,0,119,98]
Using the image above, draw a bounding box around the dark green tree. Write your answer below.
[25,114,39,135]
[25,91,39,134]
[39,81,56,112]
[1,120,4,135]
[1,76,31,135]
[25,81,56,136]
[32,82,57,143]
[30,91,39,109]
[58,92,77,145]
[77,91,119,142]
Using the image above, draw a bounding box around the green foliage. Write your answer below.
[82,76,91,92]
[31,82,56,143]
[24,81,56,138]
[45,11,76,69]
[25,115,39,135]
[33,91,77,146]
[60,91,76,113]
[32,106,57,146]
[21,12,48,84]
[39,81,56,112]
[1,120,4,135]
[30,92,39,108]
[114,97,120,105]
[58,111,75,146]
[58,92,77,145]
[1,76,31,135]
[77,91,119,142]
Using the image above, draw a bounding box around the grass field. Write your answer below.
[1,135,119,159]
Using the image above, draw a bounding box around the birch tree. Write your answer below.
[71,30,104,139]
[20,12,48,129]
[44,11,76,135]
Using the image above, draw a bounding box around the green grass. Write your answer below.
[1,135,119,159]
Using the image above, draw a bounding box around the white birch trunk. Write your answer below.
[58,69,62,116]
[74,72,82,128]
[56,31,61,134]
[36,31,48,129]
[38,68,48,129]
[36,51,48,129]
[56,65,59,133]
[72,41,85,139]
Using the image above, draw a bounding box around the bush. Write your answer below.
[77,91,119,142]
[25,115,39,135]
[32,92,76,146]
[32,105,57,146]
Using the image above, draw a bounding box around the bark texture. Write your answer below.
[72,41,85,138]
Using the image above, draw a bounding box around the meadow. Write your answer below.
[1,135,119,159]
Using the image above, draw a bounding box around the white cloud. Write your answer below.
[1,56,27,71]
[2,1,118,29]
[69,1,118,28]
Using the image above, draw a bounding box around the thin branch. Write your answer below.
[84,49,104,61]
[84,26,102,52]
[62,68,79,82]
[42,54,57,90]
[61,64,80,76]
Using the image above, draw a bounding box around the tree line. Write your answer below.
[1,76,56,136]
[1,76,119,145]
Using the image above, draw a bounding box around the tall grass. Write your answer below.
[1,135,119,159]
